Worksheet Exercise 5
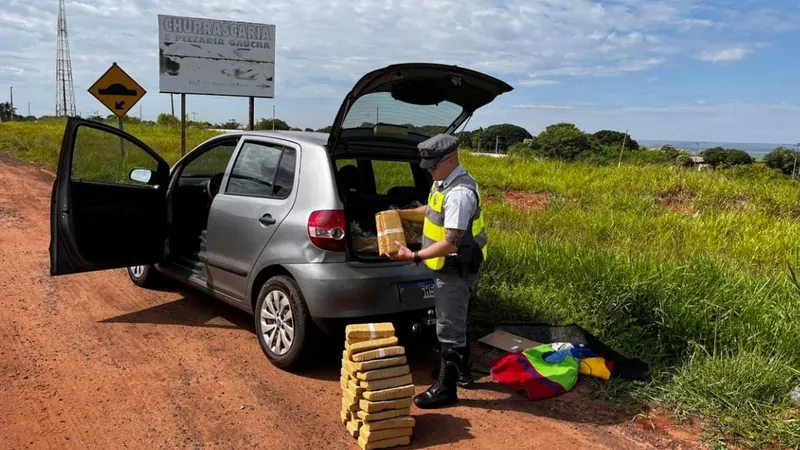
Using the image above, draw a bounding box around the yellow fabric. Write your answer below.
[578,357,612,380]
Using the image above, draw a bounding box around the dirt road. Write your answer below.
[0,158,702,450]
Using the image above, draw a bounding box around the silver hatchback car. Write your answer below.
[49,62,513,369]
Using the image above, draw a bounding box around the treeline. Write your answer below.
[6,103,797,177]
[455,121,796,177]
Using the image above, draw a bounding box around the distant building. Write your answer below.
[690,156,711,170]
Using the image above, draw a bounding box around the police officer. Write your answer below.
[390,133,487,409]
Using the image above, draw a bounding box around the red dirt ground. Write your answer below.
[0,157,707,449]
[655,188,696,214]
[503,190,551,211]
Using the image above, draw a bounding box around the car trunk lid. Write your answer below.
[326,63,513,158]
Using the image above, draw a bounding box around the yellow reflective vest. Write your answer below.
[421,170,487,271]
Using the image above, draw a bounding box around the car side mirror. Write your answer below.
[129,168,153,184]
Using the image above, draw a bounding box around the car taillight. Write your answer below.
[308,210,346,252]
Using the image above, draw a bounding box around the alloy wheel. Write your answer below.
[259,289,295,355]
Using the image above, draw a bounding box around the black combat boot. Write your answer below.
[415,346,459,409]
[452,345,474,386]
[430,343,473,387]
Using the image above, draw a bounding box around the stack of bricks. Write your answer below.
[375,210,407,257]
[340,322,416,450]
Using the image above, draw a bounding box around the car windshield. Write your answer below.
[340,92,463,137]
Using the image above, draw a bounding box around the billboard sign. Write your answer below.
[157,14,276,98]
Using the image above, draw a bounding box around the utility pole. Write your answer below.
[170,94,175,116]
[494,135,499,153]
[272,104,275,130]
[617,129,629,168]
[793,143,799,179]
[139,104,142,120]
[9,86,13,121]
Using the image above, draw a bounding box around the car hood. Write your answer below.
[326,63,513,156]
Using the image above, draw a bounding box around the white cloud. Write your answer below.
[699,46,750,63]
[0,0,797,135]
[518,79,560,87]
[510,104,574,110]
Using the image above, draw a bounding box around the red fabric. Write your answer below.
[488,352,566,400]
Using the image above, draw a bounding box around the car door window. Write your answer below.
[226,141,296,198]
[180,139,238,178]
[71,125,160,186]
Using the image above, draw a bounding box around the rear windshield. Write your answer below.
[341,91,463,137]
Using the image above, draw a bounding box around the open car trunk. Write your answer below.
[333,153,430,262]
[323,62,513,262]
[346,197,425,261]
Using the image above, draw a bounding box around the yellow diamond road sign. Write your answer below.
[88,62,146,118]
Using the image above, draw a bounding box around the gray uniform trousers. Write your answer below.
[432,259,481,348]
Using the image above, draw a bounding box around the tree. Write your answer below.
[592,130,640,150]
[255,118,291,130]
[0,102,16,121]
[724,149,754,167]
[455,130,474,148]
[700,146,727,168]
[316,125,332,133]
[528,122,600,161]
[701,147,754,169]
[304,128,314,132]
[659,145,680,160]
[471,123,532,153]
[157,113,179,126]
[676,152,694,168]
[763,147,796,175]
[217,119,242,130]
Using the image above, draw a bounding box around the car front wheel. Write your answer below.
[127,264,164,288]
[254,275,318,370]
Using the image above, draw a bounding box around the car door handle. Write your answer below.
[259,213,276,226]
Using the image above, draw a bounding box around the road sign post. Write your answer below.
[88,62,146,157]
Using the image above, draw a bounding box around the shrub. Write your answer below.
[763,147,796,176]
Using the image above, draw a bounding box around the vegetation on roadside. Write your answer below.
[1,118,799,448]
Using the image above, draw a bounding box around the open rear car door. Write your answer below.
[50,117,171,276]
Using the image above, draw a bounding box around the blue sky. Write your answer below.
[1,0,798,143]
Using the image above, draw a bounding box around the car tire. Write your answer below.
[254,275,319,371]
[127,264,164,288]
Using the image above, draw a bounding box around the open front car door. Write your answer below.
[50,117,171,276]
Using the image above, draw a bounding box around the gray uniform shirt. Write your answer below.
[436,164,478,232]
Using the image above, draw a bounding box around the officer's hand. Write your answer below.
[389,241,414,261]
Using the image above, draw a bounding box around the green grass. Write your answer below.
[2,119,800,448]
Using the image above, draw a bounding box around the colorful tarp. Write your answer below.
[489,343,617,400]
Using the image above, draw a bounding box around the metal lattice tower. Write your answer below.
[55,0,76,117]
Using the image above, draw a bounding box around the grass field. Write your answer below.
[2,118,799,448]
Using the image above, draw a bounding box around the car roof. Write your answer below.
[211,129,329,148]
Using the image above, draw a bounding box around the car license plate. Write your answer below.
[398,279,435,303]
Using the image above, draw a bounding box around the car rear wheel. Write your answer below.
[254,275,319,370]
[127,264,164,288]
